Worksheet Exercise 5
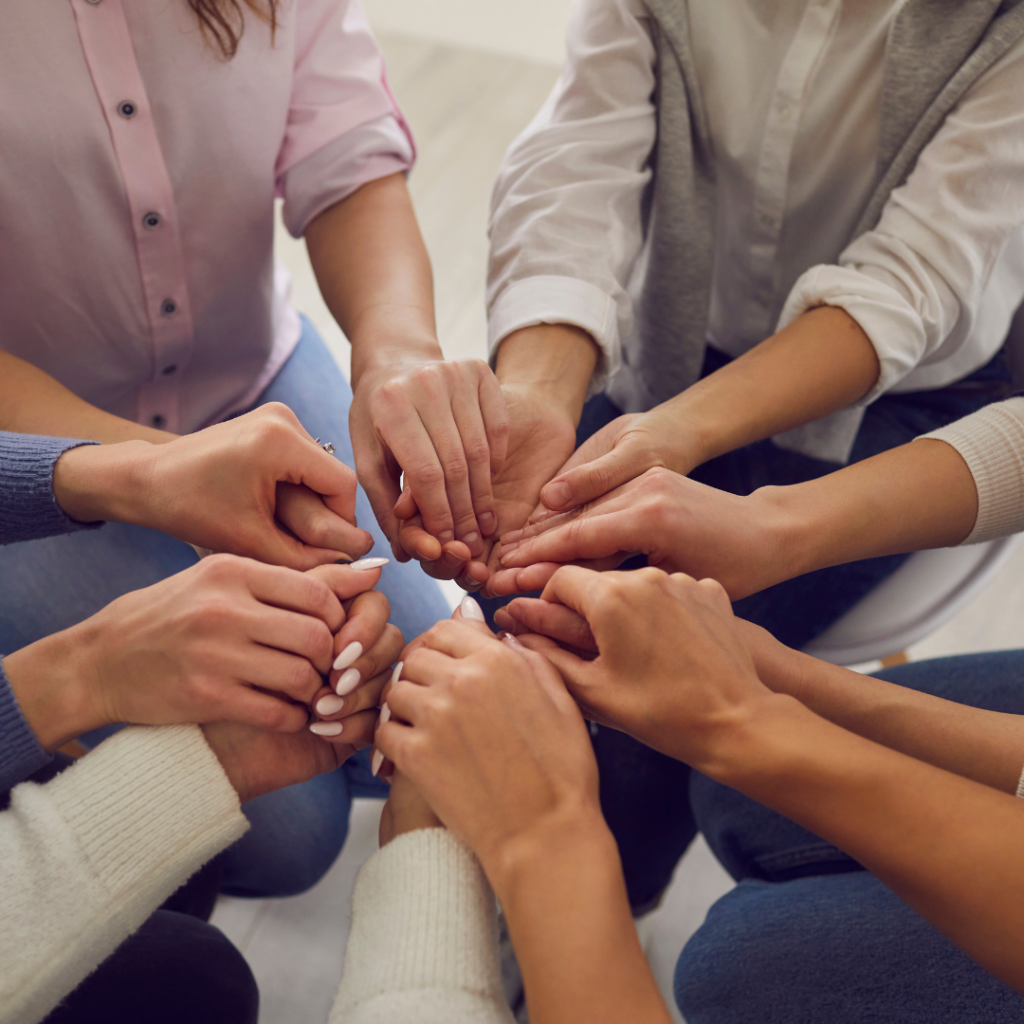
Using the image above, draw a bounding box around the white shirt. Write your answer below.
[0,0,413,435]
[488,0,1024,424]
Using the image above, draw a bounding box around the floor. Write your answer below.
[212,30,1024,1024]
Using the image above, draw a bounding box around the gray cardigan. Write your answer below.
[614,0,1024,463]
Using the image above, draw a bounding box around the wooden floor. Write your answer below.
[217,29,1024,1024]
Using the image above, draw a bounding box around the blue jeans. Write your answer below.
[0,319,450,898]
[571,345,1014,911]
[675,651,1024,1023]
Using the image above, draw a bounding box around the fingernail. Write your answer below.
[497,630,522,647]
[380,701,392,725]
[333,642,363,671]
[500,544,518,564]
[438,530,454,545]
[371,749,385,776]
[460,595,485,622]
[334,554,354,564]
[501,528,523,544]
[390,661,403,686]
[335,667,361,695]
[350,557,389,571]
[479,511,497,536]
[310,721,344,737]
[463,531,480,546]
[316,694,346,716]
[544,481,572,508]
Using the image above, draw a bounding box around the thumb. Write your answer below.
[540,441,641,512]
[525,641,610,723]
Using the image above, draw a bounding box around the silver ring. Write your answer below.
[314,438,336,455]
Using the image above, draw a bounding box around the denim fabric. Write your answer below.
[569,346,1013,911]
[676,650,1024,1023]
[0,319,449,897]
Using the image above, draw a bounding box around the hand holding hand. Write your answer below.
[53,403,374,570]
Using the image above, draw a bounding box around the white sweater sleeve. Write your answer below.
[918,397,1024,545]
[0,725,248,1024]
[330,828,514,1024]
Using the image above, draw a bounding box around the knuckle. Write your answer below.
[412,462,446,491]
[440,454,469,486]
[463,437,491,469]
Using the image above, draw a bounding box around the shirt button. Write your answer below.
[143,211,162,230]
[151,414,166,429]
[777,101,792,120]
[759,211,775,227]
[162,364,178,376]
[160,299,178,317]
[117,100,138,119]
[85,0,102,4]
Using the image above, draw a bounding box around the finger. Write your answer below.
[246,562,345,633]
[393,484,418,521]
[538,564,609,623]
[503,596,598,653]
[330,594,403,696]
[246,606,336,674]
[276,483,373,562]
[416,617,497,659]
[455,559,489,590]
[400,646,460,688]
[540,444,641,512]
[310,707,379,750]
[397,415,458,546]
[219,687,312,733]
[450,391,493,556]
[478,370,509,497]
[359,448,404,547]
[499,512,627,569]
[520,641,605,719]
[304,562,385,604]
[415,403,480,552]
[383,675,433,724]
[275,417,361,524]
[233,644,326,704]
[396,514,444,563]
[485,562,560,598]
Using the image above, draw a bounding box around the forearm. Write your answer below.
[704,695,1024,993]
[0,351,175,445]
[749,436,978,587]
[668,306,879,470]
[305,173,440,387]
[738,624,1024,794]
[494,324,600,426]
[488,815,671,1024]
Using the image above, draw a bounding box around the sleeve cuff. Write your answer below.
[918,398,1024,545]
[332,829,507,1018]
[488,276,622,398]
[778,265,927,405]
[0,660,50,793]
[0,433,103,545]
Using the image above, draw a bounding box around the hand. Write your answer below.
[202,710,378,804]
[489,467,784,598]
[349,359,509,561]
[373,617,602,880]
[505,566,775,769]
[53,403,374,570]
[399,384,578,589]
[3,557,385,750]
[378,771,443,847]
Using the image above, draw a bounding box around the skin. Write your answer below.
[489,434,979,598]
[3,562,392,751]
[374,615,672,1024]
[496,566,1024,996]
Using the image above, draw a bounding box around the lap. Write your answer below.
[675,873,1024,1024]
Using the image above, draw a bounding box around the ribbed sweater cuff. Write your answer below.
[0,433,101,545]
[918,398,1024,544]
[40,725,247,910]
[0,660,50,792]
[332,829,505,1016]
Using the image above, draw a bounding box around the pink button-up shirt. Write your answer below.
[2,0,414,434]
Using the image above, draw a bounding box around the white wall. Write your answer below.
[361,0,573,66]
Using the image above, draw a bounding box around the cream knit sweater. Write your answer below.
[0,725,248,1024]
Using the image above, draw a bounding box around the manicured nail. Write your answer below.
[463,531,479,546]
[460,595,485,622]
[335,667,361,696]
[497,630,522,647]
[316,694,345,716]
[544,481,572,508]
[310,721,343,737]
[371,749,385,776]
[333,641,363,671]
[349,557,389,571]
[390,661,403,686]
[439,530,454,545]
[479,511,497,536]
[379,701,392,725]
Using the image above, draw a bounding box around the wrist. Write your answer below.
[52,440,155,525]
[743,485,813,591]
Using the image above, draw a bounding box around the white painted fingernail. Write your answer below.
[333,641,363,671]
[460,595,485,622]
[310,721,343,737]
[335,667,361,695]
[390,661,403,686]
[316,694,345,716]
[380,701,392,725]
[350,557,389,571]
[371,749,385,776]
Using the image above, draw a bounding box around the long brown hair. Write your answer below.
[187,0,278,60]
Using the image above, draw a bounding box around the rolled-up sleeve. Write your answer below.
[778,39,1024,404]
[277,0,415,238]
[486,0,657,396]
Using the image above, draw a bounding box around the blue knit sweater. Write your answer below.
[0,432,100,791]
